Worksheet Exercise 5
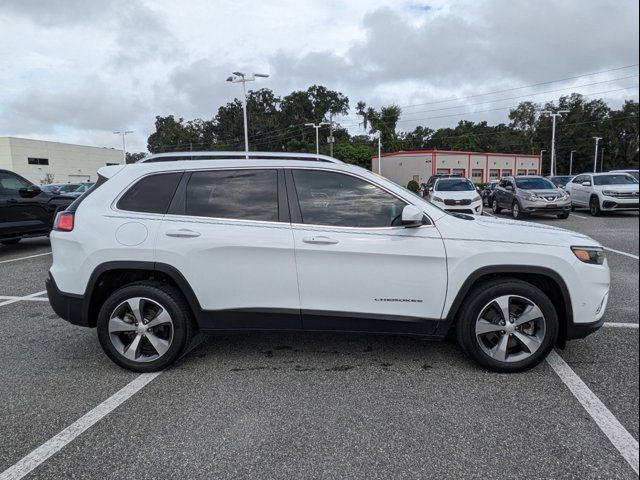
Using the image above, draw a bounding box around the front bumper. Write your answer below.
[438,200,483,215]
[600,197,639,211]
[520,196,571,213]
[46,274,90,327]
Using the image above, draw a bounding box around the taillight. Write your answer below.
[53,212,74,232]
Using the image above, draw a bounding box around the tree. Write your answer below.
[126,152,147,164]
[407,180,420,193]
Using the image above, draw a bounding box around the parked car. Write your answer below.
[492,176,571,220]
[47,152,609,374]
[424,173,462,193]
[481,180,499,207]
[427,177,482,215]
[0,169,74,244]
[41,183,84,195]
[547,175,574,189]
[610,169,639,181]
[565,172,639,216]
[67,182,95,198]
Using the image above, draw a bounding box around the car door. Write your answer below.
[0,170,47,237]
[155,168,301,330]
[494,179,508,208]
[287,168,447,335]
[570,175,588,205]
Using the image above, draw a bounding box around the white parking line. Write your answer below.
[0,252,52,265]
[0,296,49,302]
[570,213,589,220]
[0,291,47,308]
[0,372,161,480]
[546,350,639,475]
[604,322,639,329]
[603,247,639,260]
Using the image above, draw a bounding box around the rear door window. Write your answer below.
[117,172,183,214]
[185,169,279,222]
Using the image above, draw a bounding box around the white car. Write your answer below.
[46,152,610,373]
[611,169,639,181]
[427,177,483,215]
[566,172,639,216]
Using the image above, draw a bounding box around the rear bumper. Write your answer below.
[46,274,90,327]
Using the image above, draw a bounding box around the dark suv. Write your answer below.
[492,176,571,220]
[0,169,74,245]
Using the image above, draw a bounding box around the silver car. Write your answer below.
[492,176,571,220]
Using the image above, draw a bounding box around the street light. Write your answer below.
[226,72,270,158]
[540,150,546,174]
[592,137,602,172]
[373,131,382,175]
[305,122,330,158]
[569,150,576,176]
[113,130,133,164]
[540,109,569,176]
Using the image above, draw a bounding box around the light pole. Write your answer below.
[540,109,569,176]
[226,72,269,158]
[113,130,133,164]
[600,148,605,172]
[305,122,330,158]
[373,131,382,175]
[569,150,576,175]
[592,137,602,172]
[540,150,546,175]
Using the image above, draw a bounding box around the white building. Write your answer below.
[0,137,123,184]
[372,149,542,186]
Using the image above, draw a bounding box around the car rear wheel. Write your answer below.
[455,279,558,372]
[590,197,602,216]
[492,198,502,214]
[97,281,195,372]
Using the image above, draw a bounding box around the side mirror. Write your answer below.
[401,205,423,228]
[582,181,592,187]
[18,185,42,198]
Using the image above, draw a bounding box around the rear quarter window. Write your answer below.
[117,172,183,214]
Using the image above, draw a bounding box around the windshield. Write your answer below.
[550,176,573,187]
[594,174,638,186]
[41,185,59,192]
[436,179,475,191]
[515,177,555,190]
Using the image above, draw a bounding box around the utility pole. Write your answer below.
[600,148,605,172]
[540,110,569,176]
[540,150,546,175]
[305,122,330,158]
[328,113,335,157]
[592,137,602,173]
[569,150,576,176]
[375,131,382,175]
[226,72,269,158]
[113,130,133,164]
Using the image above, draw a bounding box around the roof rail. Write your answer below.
[139,151,343,164]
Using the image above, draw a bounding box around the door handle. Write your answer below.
[165,229,201,238]
[302,236,339,245]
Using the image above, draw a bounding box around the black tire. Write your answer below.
[1,239,21,245]
[512,201,525,220]
[97,281,195,372]
[589,196,602,217]
[570,205,576,212]
[557,212,570,219]
[455,278,559,373]
[492,198,502,214]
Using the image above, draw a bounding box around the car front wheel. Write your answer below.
[492,198,502,214]
[512,201,524,220]
[455,279,558,372]
[97,281,195,372]
[590,197,602,216]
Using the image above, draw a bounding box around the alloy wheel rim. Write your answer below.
[513,203,519,217]
[108,297,174,363]
[475,295,546,363]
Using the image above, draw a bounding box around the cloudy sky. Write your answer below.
[0,0,638,152]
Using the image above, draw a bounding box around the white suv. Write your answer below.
[46,152,610,373]
[566,172,639,216]
[426,177,483,215]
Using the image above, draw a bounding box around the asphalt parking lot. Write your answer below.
[0,212,638,479]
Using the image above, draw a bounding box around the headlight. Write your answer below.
[571,246,605,265]
[472,195,481,202]
[433,196,444,203]
[602,190,616,197]
[523,192,538,201]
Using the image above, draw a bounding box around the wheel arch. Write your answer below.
[83,261,202,327]
[440,265,572,348]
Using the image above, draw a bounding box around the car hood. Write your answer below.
[436,214,598,248]
[433,190,479,200]
[594,184,639,192]
[523,189,565,197]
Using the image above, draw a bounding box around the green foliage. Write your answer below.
[125,152,147,164]
[407,180,420,193]
[145,85,639,173]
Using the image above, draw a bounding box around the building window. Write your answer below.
[501,169,513,177]
[27,157,49,165]
[436,168,450,175]
[517,169,527,176]
[528,169,538,175]
[452,168,465,177]
[106,163,119,166]
[489,169,500,179]
[471,169,483,182]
